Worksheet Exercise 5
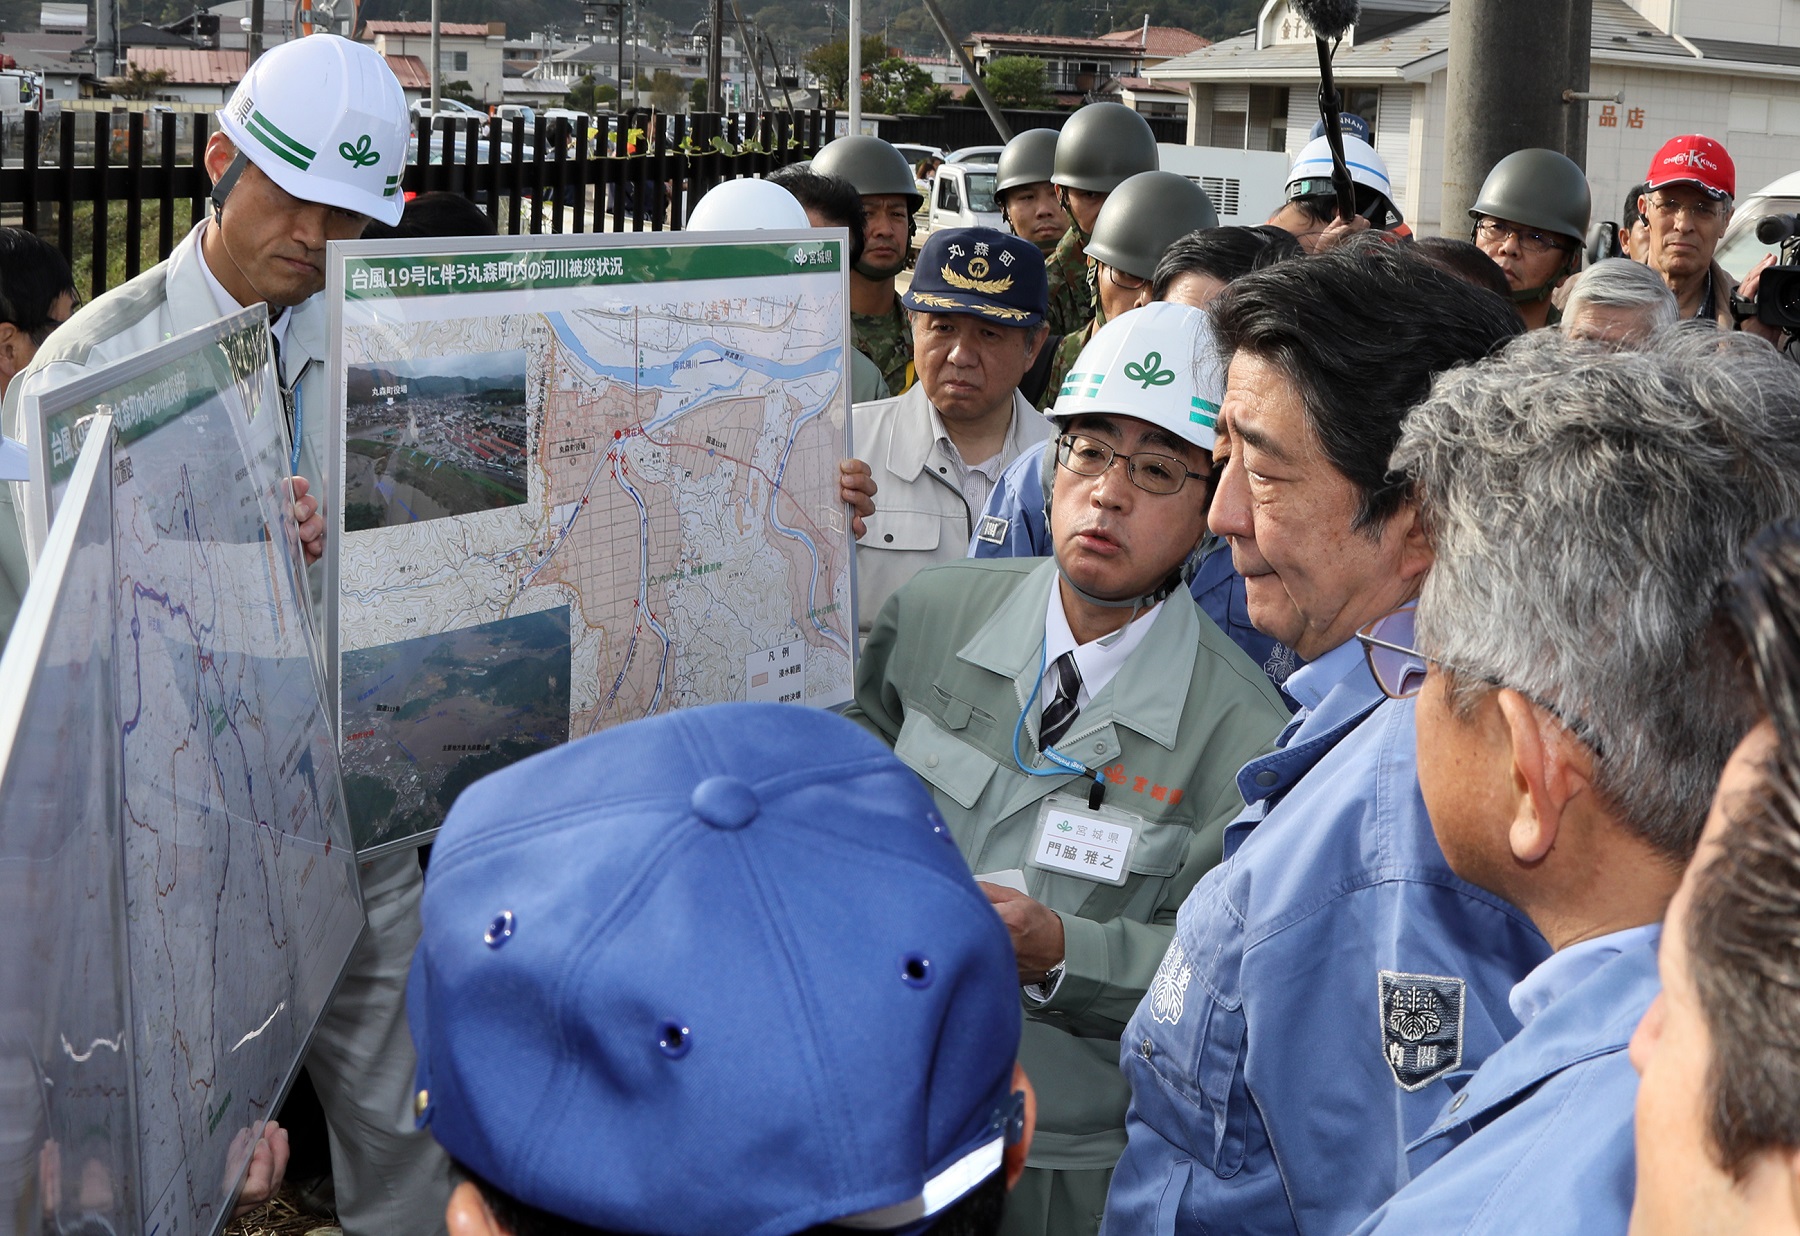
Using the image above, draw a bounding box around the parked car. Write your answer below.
[946,144,1005,165]
[1717,171,1800,282]
[492,103,537,127]
[410,97,486,120]
[920,161,1002,239]
[893,142,947,167]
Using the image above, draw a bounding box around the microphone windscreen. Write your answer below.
[1290,0,1361,39]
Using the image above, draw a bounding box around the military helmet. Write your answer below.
[1468,148,1592,244]
[995,128,1059,200]
[1085,171,1219,282]
[812,135,924,211]
[1051,103,1159,194]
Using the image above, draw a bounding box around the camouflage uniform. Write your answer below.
[1044,224,1095,338]
[853,297,916,397]
[1035,320,1098,412]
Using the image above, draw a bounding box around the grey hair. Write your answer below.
[1395,326,1800,859]
[1561,258,1678,332]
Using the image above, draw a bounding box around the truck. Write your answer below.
[919,161,1002,239]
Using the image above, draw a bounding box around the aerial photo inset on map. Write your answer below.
[339,605,571,849]
[343,349,528,532]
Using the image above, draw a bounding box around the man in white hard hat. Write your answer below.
[1268,134,1408,252]
[847,301,1288,1236]
[3,35,449,1235]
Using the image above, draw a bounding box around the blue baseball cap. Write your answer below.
[407,702,1024,1235]
[1308,111,1373,144]
[902,227,1048,327]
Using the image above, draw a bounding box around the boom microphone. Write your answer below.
[1290,0,1361,40]
[1289,0,1363,222]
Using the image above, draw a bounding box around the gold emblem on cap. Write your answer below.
[940,264,1016,296]
[414,1089,430,1119]
[909,291,962,310]
[968,256,990,278]
[977,304,1031,322]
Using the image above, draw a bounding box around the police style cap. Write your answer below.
[902,227,1049,327]
[408,702,1023,1236]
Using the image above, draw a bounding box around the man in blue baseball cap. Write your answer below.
[852,226,1052,637]
[407,701,1036,1236]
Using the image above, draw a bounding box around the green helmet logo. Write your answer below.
[339,134,381,168]
[1123,351,1175,389]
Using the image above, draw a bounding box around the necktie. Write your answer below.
[1039,651,1083,751]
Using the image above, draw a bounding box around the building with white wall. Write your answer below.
[359,20,507,107]
[1146,0,1800,238]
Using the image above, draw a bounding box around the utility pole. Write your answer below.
[244,0,262,67]
[428,0,440,113]
[705,0,723,110]
[846,0,860,132]
[1443,0,1582,234]
[96,0,118,75]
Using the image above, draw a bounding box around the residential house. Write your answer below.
[359,20,507,107]
[965,23,1206,107]
[1146,0,1800,238]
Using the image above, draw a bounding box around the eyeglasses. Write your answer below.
[1646,194,1724,223]
[1472,218,1572,255]
[1354,605,1607,756]
[1104,265,1149,292]
[1055,432,1206,496]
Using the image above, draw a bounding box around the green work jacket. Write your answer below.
[845,558,1288,1172]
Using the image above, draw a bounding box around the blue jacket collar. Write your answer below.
[1234,651,1384,808]
[1411,929,1662,1148]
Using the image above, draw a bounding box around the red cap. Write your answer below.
[1644,134,1735,200]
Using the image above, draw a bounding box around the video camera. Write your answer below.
[1736,214,1800,332]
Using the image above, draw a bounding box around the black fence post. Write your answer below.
[56,112,74,268]
[124,112,143,281]
[189,113,209,239]
[157,108,176,259]
[507,116,525,236]
[21,110,38,236]
[529,116,547,235]
[669,113,688,231]
[90,112,110,301]
[571,118,588,234]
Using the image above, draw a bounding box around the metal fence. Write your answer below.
[879,105,1187,152]
[0,106,837,299]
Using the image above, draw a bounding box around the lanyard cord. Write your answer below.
[1010,636,1106,797]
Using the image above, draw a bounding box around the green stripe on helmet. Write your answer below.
[245,110,315,170]
[1189,396,1219,429]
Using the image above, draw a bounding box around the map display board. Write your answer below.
[16,312,365,1236]
[0,425,135,1233]
[326,232,857,855]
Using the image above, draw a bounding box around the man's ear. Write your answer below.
[0,322,26,382]
[203,132,237,185]
[446,1180,508,1236]
[1496,689,1592,864]
[1026,324,1049,367]
[1388,500,1433,590]
[1003,1063,1036,1191]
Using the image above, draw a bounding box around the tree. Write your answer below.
[864,57,947,116]
[802,33,887,109]
[645,68,687,111]
[441,78,480,107]
[981,55,1052,108]
[106,65,170,100]
[564,74,616,113]
[689,77,709,110]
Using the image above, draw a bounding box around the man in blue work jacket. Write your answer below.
[1101,241,1544,1236]
[1346,334,1800,1233]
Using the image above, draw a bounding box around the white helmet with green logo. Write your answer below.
[1050,300,1224,452]
[217,34,410,226]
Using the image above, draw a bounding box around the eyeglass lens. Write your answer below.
[1365,607,1430,699]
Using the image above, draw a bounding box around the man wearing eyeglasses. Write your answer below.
[1345,330,1800,1236]
[847,301,1290,1236]
[1102,243,1544,1236]
[1638,134,1737,326]
[1468,148,1592,331]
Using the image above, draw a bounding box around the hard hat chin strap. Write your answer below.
[1509,249,1578,305]
[210,150,249,216]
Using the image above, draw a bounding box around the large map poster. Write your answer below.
[327,232,857,855]
[19,312,364,1236]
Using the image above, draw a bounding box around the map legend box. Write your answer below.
[746,639,806,704]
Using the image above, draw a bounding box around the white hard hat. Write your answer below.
[218,34,410,226]
[1050,301,1224,451]
[1286,133,1393,203]
[686,178,809,231]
